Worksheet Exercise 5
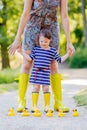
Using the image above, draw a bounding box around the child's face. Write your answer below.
[39,36,51,49]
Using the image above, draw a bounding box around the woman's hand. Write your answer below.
[67,43,75,56]
[8,39,21,55]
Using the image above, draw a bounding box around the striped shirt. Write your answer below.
[29,46,61,85]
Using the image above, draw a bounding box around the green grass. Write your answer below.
[0,67,20,84]
[0,67,20,93]
[0,82,18,93]
[74,87,87,107]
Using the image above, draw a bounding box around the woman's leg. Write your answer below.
[31,84,40,112]
[17,50,32,112]
[50,60,69,112]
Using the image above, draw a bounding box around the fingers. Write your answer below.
[67,43,75,56]
[69,47,75,56]
[8,45,16,55]
[17,48,22,54]
[8,43,21,55]
[71,46,75,55]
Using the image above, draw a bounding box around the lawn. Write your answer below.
[0,67,19,93]
[0,82,18,93]
[74,87,87,107]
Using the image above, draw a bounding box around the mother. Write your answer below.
[9,0,75,112]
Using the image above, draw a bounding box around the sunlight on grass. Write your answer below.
[0,82,18,93]
[74,88,87,107]
[0,67,20,84]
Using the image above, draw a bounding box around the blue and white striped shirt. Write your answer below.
[30,46,61,67]
[29,46,61,85]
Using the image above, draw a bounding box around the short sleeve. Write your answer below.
[29,48,35,60]
[54,50,61,63]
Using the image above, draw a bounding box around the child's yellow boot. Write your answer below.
[31,92,42,117]
[17,73,29,112]
[44,92,53,117]
[21,108,30,116]
[44,92,50,112]
[31,92,39,113]
[50,73,69,112]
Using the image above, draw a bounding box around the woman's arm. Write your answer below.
[8,0,33,55]
[15,0,33,41]
[60,0,75,56]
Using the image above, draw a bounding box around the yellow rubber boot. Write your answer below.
[17,73,29,112]
[50,73,69,112]
[44,92,51,112]
[31,92,39,113]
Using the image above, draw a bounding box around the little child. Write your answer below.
[19,28,70,113]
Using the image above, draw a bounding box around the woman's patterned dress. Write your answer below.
[22,0,60,50]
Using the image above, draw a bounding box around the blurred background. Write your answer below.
[0,0,87,106]
[0,0,87,70]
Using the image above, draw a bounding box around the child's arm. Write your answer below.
[61,52,69,63]
[54,49,70,63]
[17,48,32,61]
[22,52,32,61]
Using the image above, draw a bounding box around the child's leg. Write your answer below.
[42,85,51,112]
[31,84,40,112]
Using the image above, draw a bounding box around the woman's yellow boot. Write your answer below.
[50,73,69,112]
[17,73,29,112]
[31,92,39,113]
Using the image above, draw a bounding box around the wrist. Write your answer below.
[66,53,69,57]
[67,42,72,49]
[67,39,72,44]
[15,35,21,41]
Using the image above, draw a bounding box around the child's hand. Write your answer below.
[67,43,75,56]
[22,52,32,61]
[17,47,22,54]
[17,48,32,61]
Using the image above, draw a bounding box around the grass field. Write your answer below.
[0,67,19,93]
[0,82,18,93]
[74,88,87,107]
[0,67,20,84]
